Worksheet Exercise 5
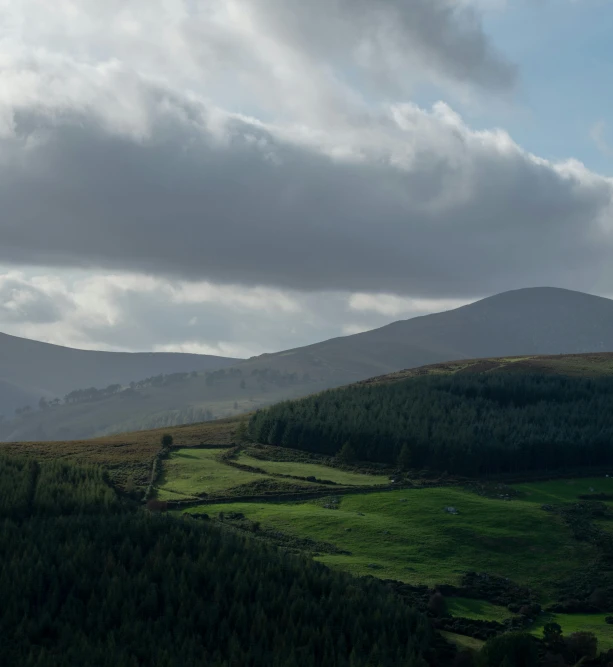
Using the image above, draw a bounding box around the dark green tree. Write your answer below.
[397,442,412,470]
[161,433,174,448]
[478,632,539,667]
[427,591,447,617]
[564,631,598,662]
[336,442,356,465]
[236,421,248,442]
[542,622,563,647]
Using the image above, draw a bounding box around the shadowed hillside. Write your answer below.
[250,351,613,476]
[0,331,240,417]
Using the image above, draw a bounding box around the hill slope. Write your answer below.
[0,330,240,417]
[250,352,613,476]
[6,286,613,441]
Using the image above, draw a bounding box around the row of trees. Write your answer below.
[0,452,443,666]
[249,373,613,477]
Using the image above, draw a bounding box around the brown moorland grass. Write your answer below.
[357,352,613,387]
[0,415,246,487]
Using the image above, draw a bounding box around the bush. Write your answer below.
[564,631,598,662]
[428,591,447,617]
[478,632,539,667]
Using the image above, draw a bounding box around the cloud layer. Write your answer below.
[0,267,461,356]
[0,0,612,356]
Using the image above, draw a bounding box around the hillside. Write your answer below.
[0,330,240,417]
[250,352,613,476]
[358,352,613,386]
[6,286,613,442]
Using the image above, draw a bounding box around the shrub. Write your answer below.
[564,631,598,662]
[478,632,539,667]
[428,591,447,617]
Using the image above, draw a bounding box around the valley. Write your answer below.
[5,350,613,663]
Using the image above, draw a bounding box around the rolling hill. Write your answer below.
[0,330,240,418]
[5,286,613,442]
[250,350,613,475]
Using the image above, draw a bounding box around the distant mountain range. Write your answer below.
[0,331,240,417]
[4,286,613,442]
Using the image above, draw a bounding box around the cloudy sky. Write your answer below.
[0,0,612,357]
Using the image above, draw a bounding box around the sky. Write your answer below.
[0,0,612,357]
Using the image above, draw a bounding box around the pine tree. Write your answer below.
[336,442,356,465]
[397,443,412,471]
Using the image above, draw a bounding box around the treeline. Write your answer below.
[98,406,217,437]
[8,366,312,421]
[0,453,442,666]
[249,373,613,477]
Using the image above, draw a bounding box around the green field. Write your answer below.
[162,447,613,651]
[187,486,596,594]
[236,453,389,486]
[514,476,613,505]
[439,631,485,651]
[447,598,514,623]
[156,446,391,500]
[157,448,273,500]
[530,614,613,652]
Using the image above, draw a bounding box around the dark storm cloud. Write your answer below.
[0,93,611,299]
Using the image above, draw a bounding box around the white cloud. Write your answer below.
[153,341,263,359]
[341,323,375,336]
[349,293,472,317]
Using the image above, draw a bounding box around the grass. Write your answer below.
[157,448,273,500]
[513,477,613,505]
[439,631,484,652]
[447,598,514,623]
[186,487,596,596]
[360,352,613,387]
[0,416,245,489]
[530,613,613,651]
[236,453,389,486]
[0,434,160,488]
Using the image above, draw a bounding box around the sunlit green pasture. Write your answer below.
[156,448,272,500]
[187,487,595,595]
[236,453,389,486]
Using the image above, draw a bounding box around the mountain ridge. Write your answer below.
[4,286,613,441]
[0,329,241,417]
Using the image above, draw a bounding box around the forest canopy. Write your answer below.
[249,373,613,476]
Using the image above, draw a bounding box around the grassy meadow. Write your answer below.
[235,452,390,486]
[530,614,613,651]
[446,598,514,623]
[185,486,597,596]
[157,448,269,500]
[513,476,613,505]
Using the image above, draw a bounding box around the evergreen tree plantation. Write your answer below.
[250,373,613,476]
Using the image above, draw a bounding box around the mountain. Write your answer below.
[5,286,613,441]
[0,331,240,418]
[265,286,613,377]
